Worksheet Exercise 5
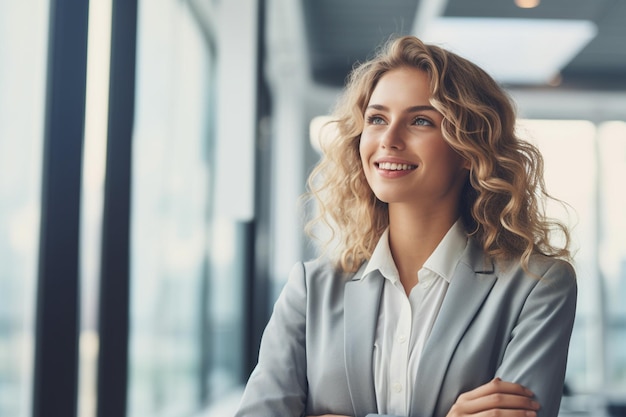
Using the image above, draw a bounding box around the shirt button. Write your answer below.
[397,334,407,344]
[392,382,402,393]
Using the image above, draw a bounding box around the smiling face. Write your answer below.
[359,67,469,213]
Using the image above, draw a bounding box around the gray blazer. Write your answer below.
[235,238,577,417]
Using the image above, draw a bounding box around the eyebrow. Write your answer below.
[366,104,438,113]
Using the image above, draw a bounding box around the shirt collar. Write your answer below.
[362,219,468,284]
[423,219,468,282]
[363,228,400,283]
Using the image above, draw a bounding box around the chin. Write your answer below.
[372,193,403,204]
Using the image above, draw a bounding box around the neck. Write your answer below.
[387,203,459,294]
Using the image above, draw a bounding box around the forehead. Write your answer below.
[368,67,431,104]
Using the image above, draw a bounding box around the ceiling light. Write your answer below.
[421,18,597,85]
[515,0,540,8]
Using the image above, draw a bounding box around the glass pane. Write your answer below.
[598,121,626,394]
[78,0,113,416]
[0,2,49,417]
[517,119,599,392]
[207,219,245,400]
[128,0,214,415]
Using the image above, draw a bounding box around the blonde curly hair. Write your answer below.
[306,35,571,273]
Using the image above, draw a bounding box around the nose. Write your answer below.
[380,121,405,150]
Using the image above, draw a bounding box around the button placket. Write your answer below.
[388,293,411,414]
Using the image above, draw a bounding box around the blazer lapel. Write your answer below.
[410,240,496,416]
[344,266,384,417]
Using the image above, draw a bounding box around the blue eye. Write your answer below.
[413,117,433,126]
[366,115,385,125]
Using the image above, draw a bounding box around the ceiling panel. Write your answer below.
[559,0,626,87]
[295,0,626,89]
[302,0,419,85]
[443,0,626,88]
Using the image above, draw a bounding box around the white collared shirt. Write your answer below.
[363,220,468,415]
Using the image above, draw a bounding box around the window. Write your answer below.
[127,0,221,415]
[598,122,626,393]
[0,2,49,416]
[2,0,254,416]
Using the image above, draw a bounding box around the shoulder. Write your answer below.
[497,253,575,282]
[462,237,576,285]
[527,254,576,280]
[494,254,577,301]
[285,258,362,301]
[292,257,359,281]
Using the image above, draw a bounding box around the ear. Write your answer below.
[462,157,471,170]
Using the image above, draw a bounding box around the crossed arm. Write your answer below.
[310,377,541,417]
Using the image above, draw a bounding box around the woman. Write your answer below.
[235,36,577,417]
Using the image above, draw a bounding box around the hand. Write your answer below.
[447,377,540,417]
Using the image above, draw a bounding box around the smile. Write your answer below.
[376,162,417,171]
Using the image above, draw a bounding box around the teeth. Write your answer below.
[378,162,416,171]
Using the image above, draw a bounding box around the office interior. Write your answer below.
[1,0,626,416]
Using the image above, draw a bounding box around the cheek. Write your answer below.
[444,151,470,179]
[359,130,377,154]
[435,141,463,165]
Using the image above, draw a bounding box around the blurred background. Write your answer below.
[1,0,626,416]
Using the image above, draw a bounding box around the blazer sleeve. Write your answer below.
[496,260,577,417]
[235,262,308,417]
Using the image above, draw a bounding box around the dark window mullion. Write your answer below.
[32,0,90,416]
[96,0,138,416]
